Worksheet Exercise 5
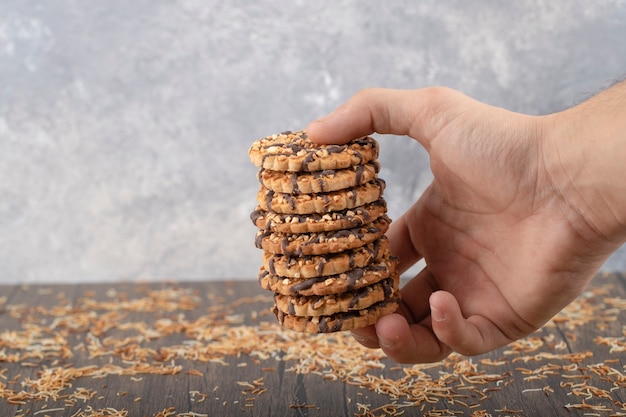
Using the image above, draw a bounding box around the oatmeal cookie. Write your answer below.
[249,130,379,172]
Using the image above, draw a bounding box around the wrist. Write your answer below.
[541,84,626,247]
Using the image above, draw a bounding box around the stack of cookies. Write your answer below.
[249,130,400,333]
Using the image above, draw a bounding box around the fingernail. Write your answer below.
[379,337,395,349]
[352,334,373,344]
[431,304,447,324]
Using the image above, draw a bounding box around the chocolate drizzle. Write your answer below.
[265,189,275,212]
[268,257,276,275]
[290,276,325,294]
[345,268,365,287]
[284,194,296,210]
[249,207,265,224]
[316,256,327,274]
[290,172,300,193]
[300,152,316,171]
[319,316,331,333]
[254,230,270,249]
[354,165,364,184]
[348,286,369,309]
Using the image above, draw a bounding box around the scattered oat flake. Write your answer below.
[1,276,626,415]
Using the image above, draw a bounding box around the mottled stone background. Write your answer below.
[1,1,626,283]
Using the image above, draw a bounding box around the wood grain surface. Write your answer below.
[1,273,625,416]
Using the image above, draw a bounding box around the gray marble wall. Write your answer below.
[1,1,626,283]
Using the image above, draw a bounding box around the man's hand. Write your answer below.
[306,86,626,363]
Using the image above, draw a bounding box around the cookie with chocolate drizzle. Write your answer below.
[257,179,385,215]
[258,256,398,297]
[273,274,399,317]
[250,199,387,234]
[263,236,389,279]
[258,162,380,194]
[272,298,400,334]
[255,215,390,256]
[249,130,379,172]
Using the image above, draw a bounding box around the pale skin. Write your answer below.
[305,81,626,364]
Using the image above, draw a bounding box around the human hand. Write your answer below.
[306,86,626,363]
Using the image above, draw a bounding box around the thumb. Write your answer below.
[305,87,467,150]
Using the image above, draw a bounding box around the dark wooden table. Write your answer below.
[1,273,625,417]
